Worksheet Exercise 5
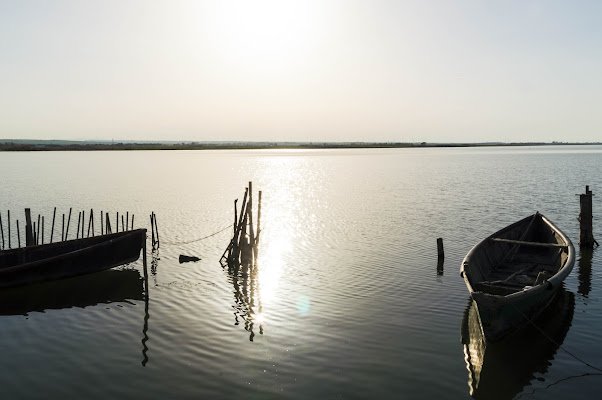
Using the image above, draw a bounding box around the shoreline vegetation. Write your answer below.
[0,140,600,152]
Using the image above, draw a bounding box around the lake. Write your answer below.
[1,146,601,399]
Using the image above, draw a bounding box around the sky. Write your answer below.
[1,0,601,143]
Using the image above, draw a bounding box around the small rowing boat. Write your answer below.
[460,212,575,341]
[0,229,146,288]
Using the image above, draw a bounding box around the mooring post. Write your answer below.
[61,214,65,242]
[101,211,104,235]
[17,220,21,248]
[153,213,160,248]
[437,238,444,259]
[131,214,134,230]
[256,190,262,245]
[579,185,597,248]
[76,212,81,239]
[248,182,255,251]
[24,208,34,246]
[41,216,44,244]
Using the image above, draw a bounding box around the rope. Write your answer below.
[161,223,233,245]
[512,301,602,373]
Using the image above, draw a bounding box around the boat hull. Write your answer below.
[461,213,575,342]
[0,229,146,288]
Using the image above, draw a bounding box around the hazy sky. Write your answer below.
[1,0,601,142]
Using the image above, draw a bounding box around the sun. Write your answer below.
[203,0,321,73]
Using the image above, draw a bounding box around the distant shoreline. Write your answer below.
[0,141,601,152]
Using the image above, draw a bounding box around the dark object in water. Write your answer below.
[179,255,201,263]
[461,212,575,342]
[0,229,146,288]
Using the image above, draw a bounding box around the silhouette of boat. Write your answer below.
[0,229,146,288]
[461,288,575,399]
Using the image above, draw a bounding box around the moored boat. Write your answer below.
[460,212,575,341]
[0,229,146,288]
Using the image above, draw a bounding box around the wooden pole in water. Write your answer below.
[25,208,34,246]
[437,238,444,260]
[126,212,129,231]
[41,216,44,244]
[65,208,72,240]
[106,213,112,234]
[76,212,81,239]
[17,220,21,248]
[579,185,598,248]
[61,214,65,242]
[36,214,41,244]
[116,212,119,233]
[121,215,125,232]
[131,214,134,230]
[8,210,11,248]
[153,213,159,248]
[90,209,94,237]
[87,210,93,237]
[101,211,104,235]
[248,182,255,252]
[33,222,37,245]
[150,213,155,247]
[0,212,4,250]
[50,207,56,243]
[256,191,262,245]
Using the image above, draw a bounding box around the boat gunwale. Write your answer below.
[461,213,575,300]
[0,229,147,274]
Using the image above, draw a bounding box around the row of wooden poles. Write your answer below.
[0,208,137,250]
[221,182,262,267]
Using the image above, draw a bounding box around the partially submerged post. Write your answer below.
[437,237,444,274]
[579,185,598,248]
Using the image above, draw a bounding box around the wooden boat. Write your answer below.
[0,229,146,288]
[461,212,575,342]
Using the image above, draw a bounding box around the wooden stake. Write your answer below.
[101,211,104,235]
[42,216,44,244]
[579,185,597,248]
[437,238,444,260]
[153,213,160,247]
[8,210,11,249]
[87,210,93,237]
[121,214,125,232]
[150,213,155,247]
[131,214,134,230]
[256,191,262,245]
[248,182,255,251]
[65,208,72,240]
[61,214,65,242]
[126,212,129,231]
[116,212,119,233]
[50,207,56,243]
[90,209,94,237]
[36,214,41,244]
[17,220,20,248]
[25,208,34,246]
[77,212,81,239]
[0,212,4,250]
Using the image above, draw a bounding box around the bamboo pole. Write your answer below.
[50,207,56,243]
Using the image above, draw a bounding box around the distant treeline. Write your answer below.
[0,141,599,152]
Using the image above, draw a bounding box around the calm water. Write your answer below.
[1,146,601,399]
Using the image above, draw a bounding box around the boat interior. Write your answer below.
[466,214,570,295]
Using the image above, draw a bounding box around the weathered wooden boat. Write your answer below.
[460,212,575,342]
[461,289,574,399]
[0,229,146,288]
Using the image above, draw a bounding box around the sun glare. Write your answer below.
[204,0,321,72]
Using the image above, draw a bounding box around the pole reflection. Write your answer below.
[577,247,593,298]
[461,288,575,400]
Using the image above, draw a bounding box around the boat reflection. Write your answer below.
[461,288,575,400]
[0,268,144,316]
